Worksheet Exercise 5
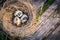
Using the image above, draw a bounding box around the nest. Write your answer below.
[1,0,40,39]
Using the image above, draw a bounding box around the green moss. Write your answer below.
[42,0,55,13]
[0,31,7,40]
[36,0,55,21]
[56,5,60,13]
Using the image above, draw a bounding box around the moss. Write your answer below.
[0,31,7,40]
[56,5,60,13]
[36,0,55,21]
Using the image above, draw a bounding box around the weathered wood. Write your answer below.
[24,1,60,40]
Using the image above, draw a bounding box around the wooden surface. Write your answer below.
[0,0,60,40]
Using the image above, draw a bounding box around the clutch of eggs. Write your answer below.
[13,10,28,26]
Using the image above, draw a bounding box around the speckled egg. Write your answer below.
[13,16,21,26]
[21,14,28,23]
[14,10,23,17]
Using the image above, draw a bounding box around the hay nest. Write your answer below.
[0,0,40,38]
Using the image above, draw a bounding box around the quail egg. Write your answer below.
[14,10,23,17]
[21,14,28,23]
[13,16,21,26]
